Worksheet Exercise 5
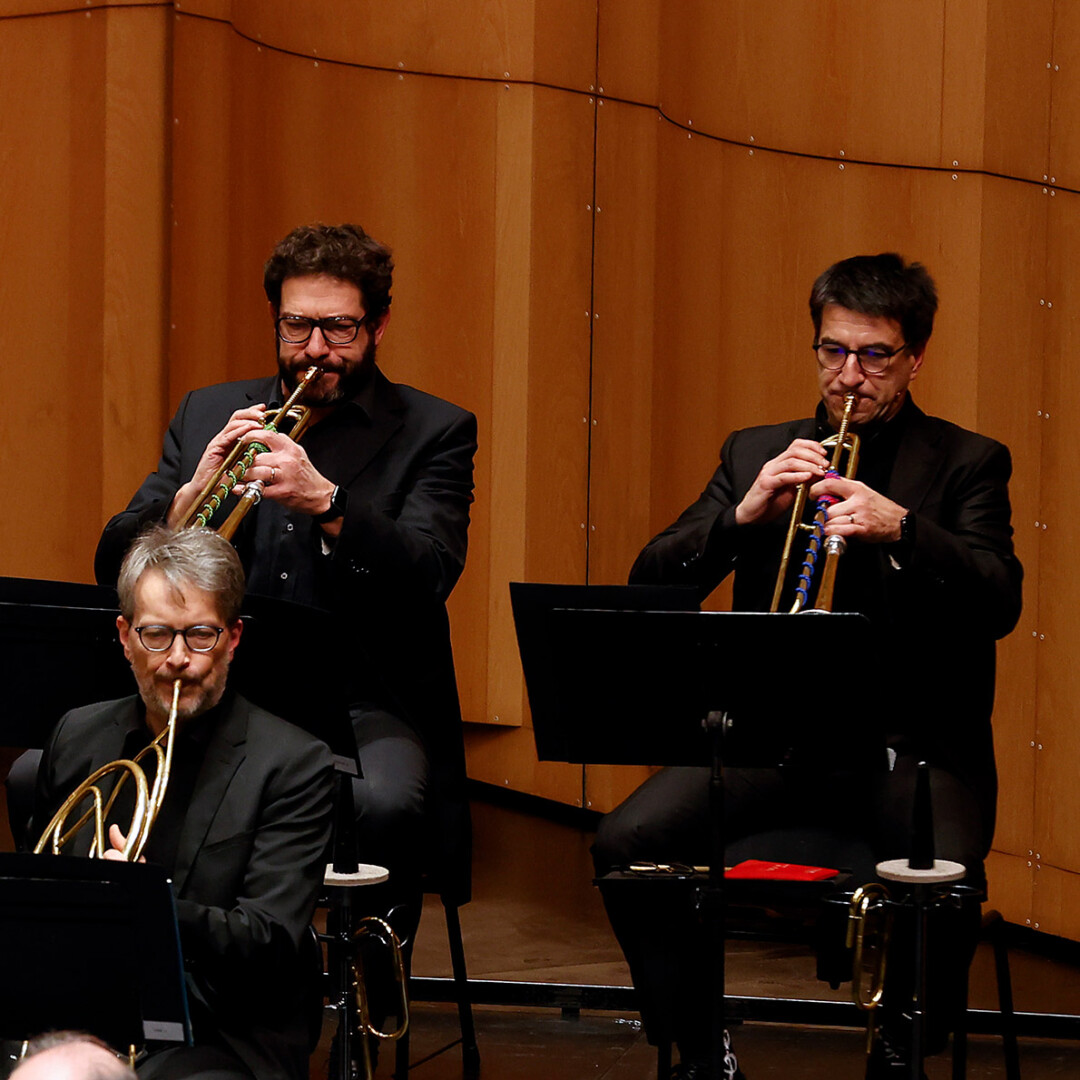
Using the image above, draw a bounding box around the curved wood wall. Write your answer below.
[0,0,1072,933]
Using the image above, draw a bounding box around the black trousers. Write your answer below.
[592,756,988,1060]
[346,706,430,945]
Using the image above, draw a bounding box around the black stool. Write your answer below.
[393,883,479,1078]
[952,908,1021,1080]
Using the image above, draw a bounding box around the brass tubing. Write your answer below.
[846,883,893,1055]
[35,679,182,860]
[178,365,322,532]
[352,914,410,1080]
[770,393,861,614]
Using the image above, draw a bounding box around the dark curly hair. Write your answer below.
[263,223,393,324]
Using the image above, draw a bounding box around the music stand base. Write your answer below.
[876,858,965,884]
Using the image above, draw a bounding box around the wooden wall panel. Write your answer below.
[597,0,659,105]
[977,179,1047,859]
[1037,189,1080,877]
[970,0,1052,180]
[582,100,660,813]
[101,7,172,522]
[183,0,598,87]
[0,0,161,13]
[1049,3,1080,191]
[985,849,1034,926]
[0,11,104,580]
[588,100,660,588]
[656,1,947,167]
[464,85,595,805]
[0,7,168,583]
[531,0,600,91]
[1032,863,1080,941]
[169,15,235,407]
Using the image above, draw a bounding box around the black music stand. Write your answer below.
[511,585,877,1080]
[0,577,135,748]
[0,852,190,1053]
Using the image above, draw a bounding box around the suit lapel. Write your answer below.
[245,374,283,409]
[99,699,143,767]
[333,370,406,489]
[170,695,248,894]
[884,401,946,513]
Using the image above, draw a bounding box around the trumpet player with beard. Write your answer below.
[33,527,334,1080]
[94,223,478,950]
[592,254,1023,1079]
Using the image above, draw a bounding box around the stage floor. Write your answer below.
[314,789,1080,1079]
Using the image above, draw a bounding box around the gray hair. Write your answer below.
[15,1031,136,1079]
[116,526,245,623]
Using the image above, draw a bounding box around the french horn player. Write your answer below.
[32,527,333,1080]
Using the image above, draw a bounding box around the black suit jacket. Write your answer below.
[630,399,1023,837]
[33,691,334,1080]
[94,369,477,895]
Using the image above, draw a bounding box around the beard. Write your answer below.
[277,336,377,407]
[137,667,230,729]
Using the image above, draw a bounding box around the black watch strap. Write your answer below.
[897,511,915,552]
[313,484,348,524]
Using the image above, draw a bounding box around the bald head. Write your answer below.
[11,1036,135,1080]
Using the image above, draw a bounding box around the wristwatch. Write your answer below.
[897,511,915,550]
[313,484,348,524]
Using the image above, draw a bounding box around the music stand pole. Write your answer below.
[702,709,731,1080]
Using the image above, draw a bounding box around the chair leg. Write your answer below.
[951,958,969,1080]
[986,912,1021,1080]
[656,1040,671,1080]
[444,898,480,1076]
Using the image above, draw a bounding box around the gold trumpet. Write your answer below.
[770,391,861,613]
[846,882,893,1055]
[177,365,323,540]
[351,915,410,1080]
[34,679,181,861]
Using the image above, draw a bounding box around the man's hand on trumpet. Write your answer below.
[812,474,907,543]
[735,438,829,526]
[167,406,268,527]
[241,428,341,531]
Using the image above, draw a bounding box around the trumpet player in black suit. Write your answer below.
[94,223,478,934]
[593,253,1023,1079]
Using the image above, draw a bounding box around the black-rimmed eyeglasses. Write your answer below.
[135,625,225,653]
[275,315,367,345]
[812,341,907,375]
